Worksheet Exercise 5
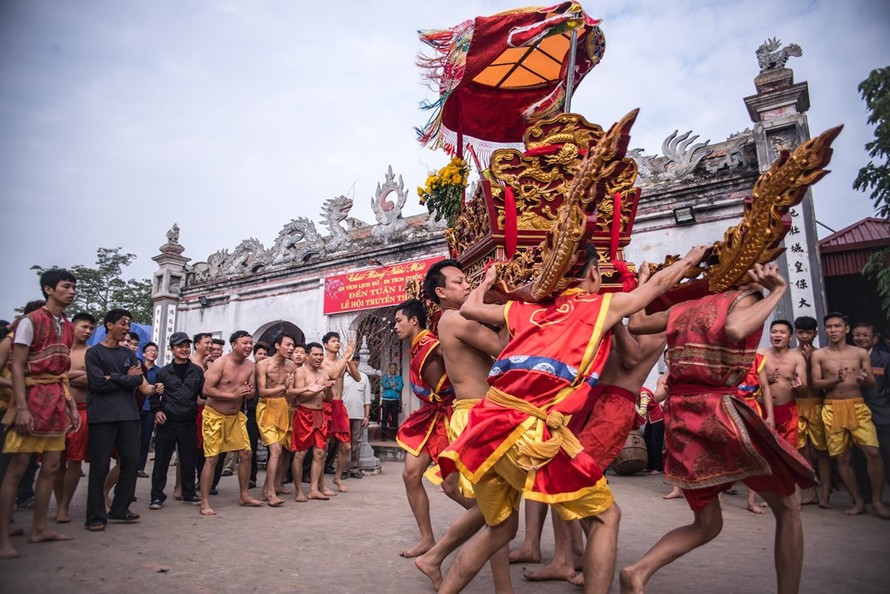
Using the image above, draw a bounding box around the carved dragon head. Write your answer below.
[320,195,354,225]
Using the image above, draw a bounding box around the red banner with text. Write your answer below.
[323,256,445,315]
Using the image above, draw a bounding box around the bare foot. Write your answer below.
[400,539,435,558]
[294,493,308,503]
[415,553,443,589]
[845,503,866,516]
[53,510,71,524]
[267,496,285,507]
[523,560,576,582]
[508,543,541,564]
[307,490,330,501]
[619,566,645,594]
[320,487,337,497]
[747,502,766,514]
[663,487,683,500]
[276,485,292,495]
[800,492,818,505]
[200,506,217,516]
[818,498,832,509]
[239,496,264,507]
[873,500,890,519]
[258,494,270,502]
[29,529,73,543]
[0,543,19,560]
[568,572,584,587]
[333,478,349,493]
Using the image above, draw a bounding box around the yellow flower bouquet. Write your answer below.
[417,157,469,227]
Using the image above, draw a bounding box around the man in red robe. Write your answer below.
[620,264,815,594]
[436,244,708,594]
[0,269,80,559]
[393,298,454,558]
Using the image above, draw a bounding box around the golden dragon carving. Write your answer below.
[494,109,640,301]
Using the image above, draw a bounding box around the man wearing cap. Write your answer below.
[341,353,371,479]
[148,333,203,509]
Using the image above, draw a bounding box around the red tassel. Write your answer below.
[504,186,518,259]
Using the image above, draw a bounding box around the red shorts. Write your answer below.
[569,384,638,469]
[329,400,351,444]
[292,406,329,452]
[773,401,799,449]
[65,404,89,462]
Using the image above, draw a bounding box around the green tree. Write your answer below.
[855,66,890,318]
[31,247,153,324]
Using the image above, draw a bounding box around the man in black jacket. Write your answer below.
[149,333,204,508]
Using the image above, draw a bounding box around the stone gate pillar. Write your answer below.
[151,224,189,363]
[744,45,828,330]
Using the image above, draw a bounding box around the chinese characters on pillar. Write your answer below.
[785,207,817,321]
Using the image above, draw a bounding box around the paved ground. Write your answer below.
[2,462,890,593]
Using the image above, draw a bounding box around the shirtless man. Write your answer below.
[414,260,512,592]
[811,312,889,518]
[760,320,807,449]
[321,332,358,494]
[52,313,96,523]
[289,342,334,502]
[198,331,263,515]
[256,333,298,507]
[518,320,667,585]
[794,316,832,507]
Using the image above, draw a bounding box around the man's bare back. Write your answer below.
[204,354,255,414]
[599,326,666,393]
[437,309,503,400]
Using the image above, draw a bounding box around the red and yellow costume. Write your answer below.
[396,330,454,464]
[3,308,73,454]
[328,399,351,444]
[736,353,767,416]
[292,405,328,451]
[568,383,638,469]
[663,290,815,511]
[440,290,615,526]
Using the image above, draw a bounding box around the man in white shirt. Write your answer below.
[341,354,371,479]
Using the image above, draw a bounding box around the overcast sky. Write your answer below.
[2,0,889,319]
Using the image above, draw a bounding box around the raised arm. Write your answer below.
[453,314,505,358]
[724,264,787,342]
[791,351,808,394]
[607,246,710,327]
[460,265,507,327]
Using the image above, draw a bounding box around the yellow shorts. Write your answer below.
[822,399,879,457]
[447,399,480,499]
[202,406,250,457]
[796,398,827,451]
[3,431,65,454]
[473,426,613,526]
[257,398,293,450]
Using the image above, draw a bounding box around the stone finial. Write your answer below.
[756,38,802,73]
[159,222,185,255]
